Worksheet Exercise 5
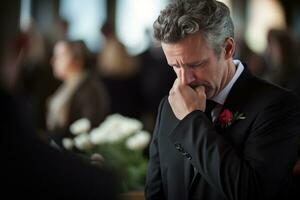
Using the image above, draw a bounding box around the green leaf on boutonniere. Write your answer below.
[218,109,246,128]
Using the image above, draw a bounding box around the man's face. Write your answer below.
[162,32,229,99]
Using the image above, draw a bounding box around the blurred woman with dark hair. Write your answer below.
[47,40,110,146]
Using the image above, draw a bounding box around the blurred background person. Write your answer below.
[47,40,110,146]
[1,17,60,134]
[234,35,267,77]
[137,28,175,131]
[264,28,300,91]
[48,17,70,49]
[97,21,142,119]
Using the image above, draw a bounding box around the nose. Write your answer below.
[180,67,195,85]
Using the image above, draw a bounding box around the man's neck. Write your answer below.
[227,60,237,84]
[220,59,236,92]
[211,59,244,105]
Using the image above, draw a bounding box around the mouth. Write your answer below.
[189,83,212,96]
[189,82,208,90]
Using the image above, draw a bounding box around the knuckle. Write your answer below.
[169,89,175,96]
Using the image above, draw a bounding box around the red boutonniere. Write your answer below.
[218,109,246,128]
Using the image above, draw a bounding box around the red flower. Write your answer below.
[218,109,245,128]
[218,109,233,124]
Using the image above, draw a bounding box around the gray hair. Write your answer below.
[153,0,234,55]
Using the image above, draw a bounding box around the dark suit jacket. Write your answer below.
[145,67,300,200]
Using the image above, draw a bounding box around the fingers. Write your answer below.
[179,68,184,85]
[195,86,206,99]
[194,85,205,93]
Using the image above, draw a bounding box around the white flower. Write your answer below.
[69,118,91,135]
[74,133,92,151]
[90,114,143,144]
[126,130,151,150]
[90,127,109,145]
[62,138,74,150]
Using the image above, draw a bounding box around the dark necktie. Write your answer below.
[205,100,217,121]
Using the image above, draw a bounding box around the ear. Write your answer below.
[223,37,235,59]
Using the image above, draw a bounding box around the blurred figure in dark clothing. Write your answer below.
[234,37,266,77]
[97,22,142,119]
[264,29,300,90]
[138,36,176,131]
[1,19,60,132]
[0,88,118,200]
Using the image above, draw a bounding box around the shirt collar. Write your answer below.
[211,59,244,105]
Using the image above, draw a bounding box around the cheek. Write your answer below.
[194,67,212,83]
[54,58,70,78]
[209,60,222,81]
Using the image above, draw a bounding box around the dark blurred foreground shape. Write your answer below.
[0,89,118,200]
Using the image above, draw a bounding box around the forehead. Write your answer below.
[161,32,212,64]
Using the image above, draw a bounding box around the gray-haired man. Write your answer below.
[145,0,300,199]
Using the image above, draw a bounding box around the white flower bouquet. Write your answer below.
[63,114,151,191]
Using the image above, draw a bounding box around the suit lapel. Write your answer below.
[189,66,256,195]
[215,66,255,133]
[222,65,255,112]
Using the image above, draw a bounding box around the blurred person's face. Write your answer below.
[162,32,235,99]
[52,42,73,80]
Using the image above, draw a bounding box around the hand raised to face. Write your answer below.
[168,69,206,120]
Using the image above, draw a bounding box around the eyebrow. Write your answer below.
[169,59,207,67]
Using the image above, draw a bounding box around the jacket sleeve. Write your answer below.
[168,92,300,200]
[145,98,167,200]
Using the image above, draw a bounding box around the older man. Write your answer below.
[145,0,300,200]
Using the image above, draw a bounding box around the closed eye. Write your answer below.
[169,59,208,69]
[187,60,206,68]
[189,63,202,68]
